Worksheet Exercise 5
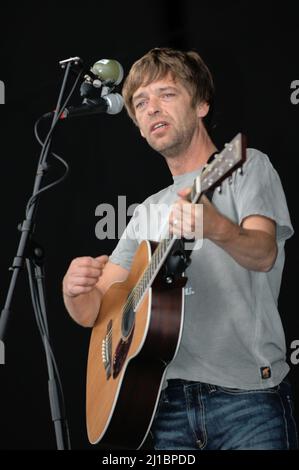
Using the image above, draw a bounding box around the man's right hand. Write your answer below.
[63,255,109,298]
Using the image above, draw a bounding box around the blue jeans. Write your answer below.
[150,378,298,450]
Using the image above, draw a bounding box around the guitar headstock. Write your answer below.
[191,133,247,203]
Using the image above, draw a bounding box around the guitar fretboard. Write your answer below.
[131,237,173,310]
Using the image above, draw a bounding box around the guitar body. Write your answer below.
[86,240,187,449]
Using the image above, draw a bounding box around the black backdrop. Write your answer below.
[0,1,298,450]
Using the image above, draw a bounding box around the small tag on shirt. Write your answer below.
[260,366,271,379]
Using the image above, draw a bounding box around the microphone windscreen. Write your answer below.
[91,59,124,86]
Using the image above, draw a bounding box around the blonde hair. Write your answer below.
[122,47,214,123]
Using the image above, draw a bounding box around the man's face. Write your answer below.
[132,74,206,158]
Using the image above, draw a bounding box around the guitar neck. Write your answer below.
[129,237,175,311]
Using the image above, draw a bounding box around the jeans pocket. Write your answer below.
[216,385,279,395]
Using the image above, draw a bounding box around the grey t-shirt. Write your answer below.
[109,148,294,389]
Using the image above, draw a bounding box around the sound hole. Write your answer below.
[121,296,135,338]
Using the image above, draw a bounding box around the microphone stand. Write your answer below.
[0,57,81,449]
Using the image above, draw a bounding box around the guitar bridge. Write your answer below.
[101,320,112,380]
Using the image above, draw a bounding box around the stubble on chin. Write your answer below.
[147,129,182,158]
[150,134,190,159]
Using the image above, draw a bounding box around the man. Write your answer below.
[63,48,297,449]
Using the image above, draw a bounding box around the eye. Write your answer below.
[163,93,175,99]
[135,100,146,110]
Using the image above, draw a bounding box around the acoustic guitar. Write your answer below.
[86,133,246,449]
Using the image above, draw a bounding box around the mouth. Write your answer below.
[150,121,170,134]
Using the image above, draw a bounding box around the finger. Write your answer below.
[169,214,182,233]
[169,211,180,227]
[74,256,107,269]
[199,194,212,205]
[171,225,183,238]
[177,187,192,200]
[73,256,100,268]
[94,255,109,267]
[173,199,186,209]
[181,203,195,220]
[66,285,94,297]
[73,267,103,279]
[71,277,100,288]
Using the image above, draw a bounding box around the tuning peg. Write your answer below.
[217,185,222,194]
[238,167,243,175]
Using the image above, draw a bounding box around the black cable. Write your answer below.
[25,158,69,217]
[26,70,83,216]
[27,259,48,337]
[26,258,71,449]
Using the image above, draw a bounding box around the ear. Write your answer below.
[196,101,210,118]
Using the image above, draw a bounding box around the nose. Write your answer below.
[147,96,161,116]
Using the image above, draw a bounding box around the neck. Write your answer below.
[164,125,217,176]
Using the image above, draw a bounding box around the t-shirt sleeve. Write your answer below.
[234,149,294,242]
[109,207,139,271]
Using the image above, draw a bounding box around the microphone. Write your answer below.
[82,59,124,98]
[60,93,123,118]
[43,93,124,120]
[90,59,124,86]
